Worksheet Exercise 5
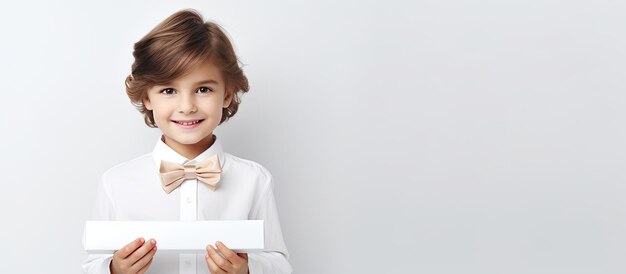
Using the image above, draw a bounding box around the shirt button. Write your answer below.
[184,260,192,268]
[186,197,192,204]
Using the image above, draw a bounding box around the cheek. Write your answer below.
[151,101,172,114]
[204,98,226,115]
[151,106,172,123]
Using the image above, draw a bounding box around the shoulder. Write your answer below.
[100,153,155,184]
[222,152,273,185]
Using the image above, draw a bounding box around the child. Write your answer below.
[82,9,292,274]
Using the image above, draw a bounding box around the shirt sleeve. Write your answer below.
[247,169,293,274]
[82,174,115,274]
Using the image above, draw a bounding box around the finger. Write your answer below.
[132,244,157,273]
[128,238,157,265]
[136,256,155,274]
[215,241,240,264]
[205,251,226,274]
[115,238,145,259]
[207,244,233,272]
[215,241,239,263]
[237,252,248,261]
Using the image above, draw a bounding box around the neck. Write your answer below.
[163,134,216,160]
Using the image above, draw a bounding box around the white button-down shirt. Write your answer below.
[82,135,292,274]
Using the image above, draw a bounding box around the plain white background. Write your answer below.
[1,0,625,273]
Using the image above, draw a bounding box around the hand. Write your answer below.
[110,238,158,274]
[205,241,249,274]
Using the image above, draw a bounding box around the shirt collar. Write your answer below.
[152,134,225,168]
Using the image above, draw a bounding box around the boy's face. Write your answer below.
[143,61,232,153]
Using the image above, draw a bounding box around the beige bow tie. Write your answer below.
[159,154,222,193]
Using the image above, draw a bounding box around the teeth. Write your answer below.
[176,120,200,126]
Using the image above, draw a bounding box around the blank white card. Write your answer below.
[83,220,264,254]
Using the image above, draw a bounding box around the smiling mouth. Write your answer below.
[172,119,205,125]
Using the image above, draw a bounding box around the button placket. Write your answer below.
[180,160,198,274]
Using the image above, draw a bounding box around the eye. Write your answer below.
[197,87,213,94]
[159,88,176,95]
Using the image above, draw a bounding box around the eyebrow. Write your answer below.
[193,79,219,85]
[157,79,219,87]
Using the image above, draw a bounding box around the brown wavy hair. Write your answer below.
[125,9,249,127]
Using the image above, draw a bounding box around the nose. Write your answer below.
[177,93,197,114]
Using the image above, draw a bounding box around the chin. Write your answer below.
[173,136,207,145]
[159,124,216,145]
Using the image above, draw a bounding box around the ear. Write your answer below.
[223,88,233,108]
[143,97,153,110]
